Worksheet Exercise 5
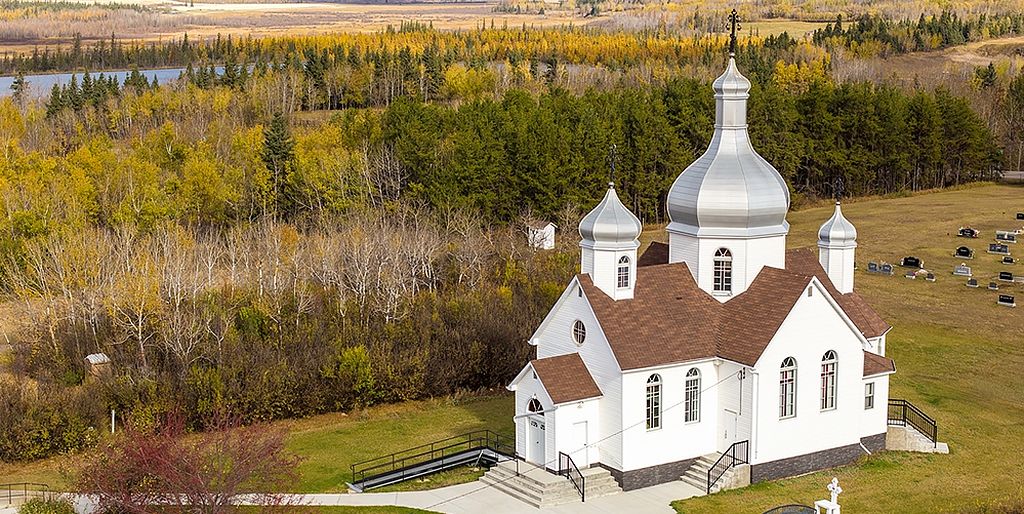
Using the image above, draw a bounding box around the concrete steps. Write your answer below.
[480,461,621,508]
[680,453,737,494]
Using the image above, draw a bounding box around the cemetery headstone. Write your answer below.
[989,282,1000,290]
[880,263,895,276]
[989,243,1010,255]
[958,227,980,238]
[926,273,936,282]
[955,246,974,259]
[953,263,973,277]
[998,294,1017,307]
[999,271,1014,282]
[967,278,979,288]
[1003,256,1016,265]
[1017,212,1024,220]
[904,271,916,279]
[996,231,1018,243]
[901,256,923,268]
[867,261,879,274]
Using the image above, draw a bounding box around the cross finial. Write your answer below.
[607,143,618,186]
[728,9,740,56]
[832,176,845,202]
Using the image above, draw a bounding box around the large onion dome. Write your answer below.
[579,182,642,248]
[665,57,790,238]
[818,202,857,248]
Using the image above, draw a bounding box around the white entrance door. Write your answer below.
[528,417,546,465]
[721,409,738,451]
[572,421,589,466]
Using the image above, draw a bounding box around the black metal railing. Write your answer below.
[558,451,585,502]
[707,440,749,494]
[1,483,50,505]
[888,399,937,448]
[349,430,514,488]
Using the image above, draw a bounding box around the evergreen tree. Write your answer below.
[10,71,28,105]
[261,113,297,217]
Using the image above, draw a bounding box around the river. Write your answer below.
[0,67,222,99]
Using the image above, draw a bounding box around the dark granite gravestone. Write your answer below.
[904,271,916,279]
[999,271,1014,282]
[989,282,1000,290]
[953,263,973,277]
[996,231,1018,243]
[880,263,895,276]
[959,227,980,238]
[1003,256,1016,265]
[1017,212,1024,220]
[998,294,1017,307]
[901,256,923,268]
[967,278,979,288]
[926,273,936,282]
[989,243,1011,255]
[867,261,879,273]
[955,246,974,259]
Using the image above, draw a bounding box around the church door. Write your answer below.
[528,417,546,465]
[721,409,738,451]
[572,421,589,466]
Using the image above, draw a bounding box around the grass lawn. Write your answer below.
[671,183,1024,512]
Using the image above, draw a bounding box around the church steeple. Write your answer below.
[663,37,790,300]
[579,182,642,301]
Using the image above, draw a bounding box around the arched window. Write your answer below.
[646,374,662,430]
[820,350,838,411]
[713,248,733,293]
[617,256,631,289]
[684,368,701,423]
[527,398,543,413]
[572,320,586,346]
[779,357,797,419]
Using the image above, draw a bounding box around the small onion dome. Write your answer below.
[818,202,858,248]
[666,57,790,238]
[579,182,642,248]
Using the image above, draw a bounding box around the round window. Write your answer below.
[572,320,586,346]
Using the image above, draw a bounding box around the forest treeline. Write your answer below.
[813,11,1024,57]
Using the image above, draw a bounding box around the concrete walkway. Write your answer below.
[281,478,705,513]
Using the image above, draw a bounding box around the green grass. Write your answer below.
[374,465,487,493]
[671,183,1024,513]
[284,394,512,493]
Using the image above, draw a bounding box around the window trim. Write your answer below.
[864,382,875,410]
[713,248,733,294]
[779,357,797,419]
[527,398,543,413]
[684,368,701,424]
[820,350,838,412]
[572,320,586,346]
[646,374,662,431]
[616,255,631,289]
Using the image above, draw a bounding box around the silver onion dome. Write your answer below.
[665,57,790,238]
[579,182,643,248]
[818,202,857,247]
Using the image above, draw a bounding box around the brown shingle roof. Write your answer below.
[638,241,670,267]
[574,248,893,370]
[580,264,721,370]
[531,353,603,404]
[786,248,891,338]
[863,350,896,376]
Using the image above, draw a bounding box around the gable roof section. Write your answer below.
[580,263,721,370]
[863,350,896,377]
[531,353,603,404]
[573,248,893,371]
[716,267,813,366]
[786,248,890,338]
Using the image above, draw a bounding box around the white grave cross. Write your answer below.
[814,477,842,514]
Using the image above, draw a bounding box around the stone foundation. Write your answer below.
[601,457,698,491]
[861,432,887,453]
[751,442,868,483]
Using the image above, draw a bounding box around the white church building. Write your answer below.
[508,56,896,491]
